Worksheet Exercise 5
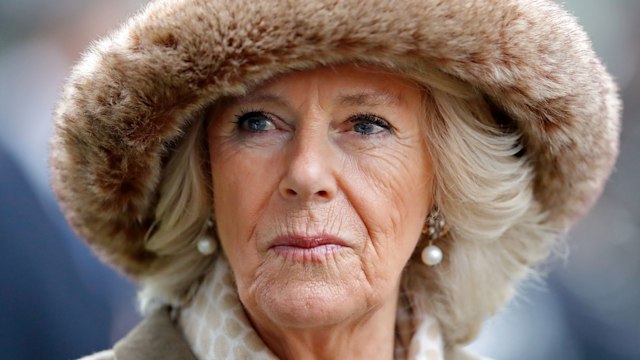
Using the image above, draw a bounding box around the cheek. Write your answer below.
[345,138,433,267]
[210,144,280,271]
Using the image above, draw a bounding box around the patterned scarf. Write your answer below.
[179,256,444,359]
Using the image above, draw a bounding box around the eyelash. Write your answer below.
[348,113,394,135]
[232,108,275,131]
[233,107,267,123]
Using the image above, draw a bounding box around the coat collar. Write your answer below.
[109,305,484,360]
[114,307,196,360]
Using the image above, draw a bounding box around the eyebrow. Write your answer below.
[237,90,402,108]
[237,93,290,107]
[336,91,402,107]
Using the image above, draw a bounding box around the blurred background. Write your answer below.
[0,0,638,359]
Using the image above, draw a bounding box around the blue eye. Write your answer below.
[350,114,392,136]
[236,111,276,132]
[353,122,382,135]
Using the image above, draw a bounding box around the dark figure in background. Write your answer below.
[0,144,135,359]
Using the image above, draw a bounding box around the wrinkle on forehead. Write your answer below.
[233,89,405,114]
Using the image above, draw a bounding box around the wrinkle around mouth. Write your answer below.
[253,194,368,255]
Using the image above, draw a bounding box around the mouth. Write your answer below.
[269,234,349,262]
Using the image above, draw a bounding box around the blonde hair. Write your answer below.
[139,64,558,345]
[138,115,214,311]
[399,64,557,344]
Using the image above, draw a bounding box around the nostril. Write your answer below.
[286,189,297,196]
[317,190,328,197]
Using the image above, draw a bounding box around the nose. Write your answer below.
[278,132,337,203]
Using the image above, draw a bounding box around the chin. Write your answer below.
[259,282,363,328]
[245,256,370,329]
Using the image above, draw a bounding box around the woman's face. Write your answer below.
[208,64,433,329]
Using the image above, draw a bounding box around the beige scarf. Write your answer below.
[179,256,444,359]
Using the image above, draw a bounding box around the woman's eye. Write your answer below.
[350,114,392,136]
[353,122,383,135]
[235,111,276,132]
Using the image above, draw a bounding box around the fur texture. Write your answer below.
[50,0,620,348]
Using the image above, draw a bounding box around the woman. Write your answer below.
[50,0,620,359]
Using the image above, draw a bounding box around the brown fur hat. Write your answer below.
[51,0,620,343]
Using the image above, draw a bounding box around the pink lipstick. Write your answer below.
[269,234,348,262]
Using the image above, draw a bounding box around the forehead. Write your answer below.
[240,64,422,107]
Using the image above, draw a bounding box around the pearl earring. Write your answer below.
[421,208,448,266]
[197,218,217,256]
[197,236,217,255]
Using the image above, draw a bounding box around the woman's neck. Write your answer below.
[247,293,399,360]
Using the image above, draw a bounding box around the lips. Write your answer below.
[268,234,349,261]
[270,234,348,249]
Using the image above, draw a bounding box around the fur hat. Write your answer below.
[50,0,620,345]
